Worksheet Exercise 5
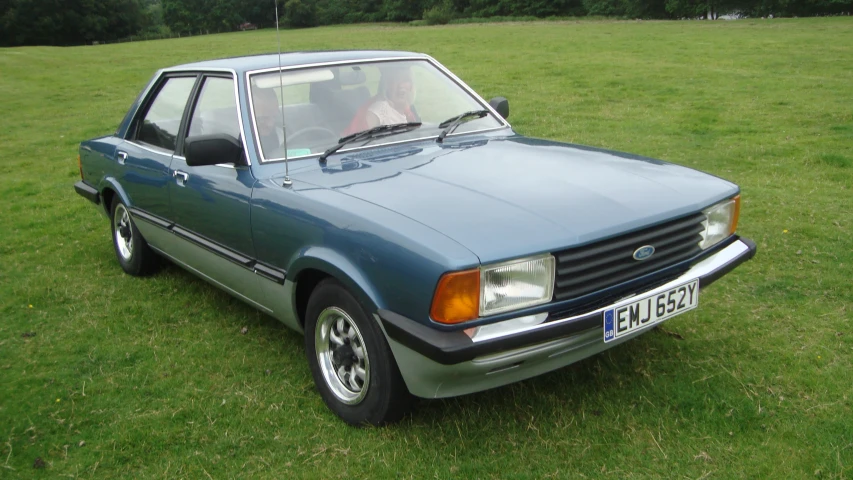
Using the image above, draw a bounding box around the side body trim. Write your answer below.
[128,207,286,283]
[172,226,253,267]
[253,262,286,284]
[129,207,173,229]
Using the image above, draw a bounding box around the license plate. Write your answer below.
[603,279,699,343]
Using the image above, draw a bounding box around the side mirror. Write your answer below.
[185,134,244,167]
[488,97,510,120]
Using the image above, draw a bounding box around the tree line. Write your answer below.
[2,0,851,46]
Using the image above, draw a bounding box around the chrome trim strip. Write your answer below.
[131,68,251,166]
[245,57,511,164]
[161,66,241,74]
[172,155,237,169]
[466,240,750,344]
[226,68,252,166]
[122,143,238,169]
[245,56,429,76]
[124,139,172,156]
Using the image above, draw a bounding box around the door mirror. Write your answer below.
[488,97,510,120]
[185,134,244,167]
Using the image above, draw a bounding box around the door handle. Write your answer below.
[173,170,189,186]
[117,151,127,164]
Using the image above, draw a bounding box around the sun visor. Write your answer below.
[252,69,335,89]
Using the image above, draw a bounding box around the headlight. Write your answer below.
[480,254,555,316]
[431,255,555,324]
[700,195,740,250]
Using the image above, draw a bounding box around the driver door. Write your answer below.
[166,74,265,308]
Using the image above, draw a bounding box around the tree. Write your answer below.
[381,0,425,21]
[582,0,668,17]
[282,0,317,27]
[1,0,147,46]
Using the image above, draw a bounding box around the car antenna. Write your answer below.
[274,0,292,187]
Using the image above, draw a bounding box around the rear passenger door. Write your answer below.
[118,75,197,219]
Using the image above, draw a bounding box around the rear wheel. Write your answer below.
[305,279,411,425]
[110,197,158,276]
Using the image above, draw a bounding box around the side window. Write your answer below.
[136,76,196,151]
[187,77,239,141]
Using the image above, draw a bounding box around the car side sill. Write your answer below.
[148,245,274,316]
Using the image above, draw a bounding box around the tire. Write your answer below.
[110,197,158,276]
[305,279,412,426]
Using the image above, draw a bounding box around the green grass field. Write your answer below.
[1,18,852,478]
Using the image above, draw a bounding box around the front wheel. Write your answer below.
[110,197,158,276]
[305,279,411,425]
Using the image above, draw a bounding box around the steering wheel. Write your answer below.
[286,127,338,147]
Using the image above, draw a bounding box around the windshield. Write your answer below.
[248,59,504,162]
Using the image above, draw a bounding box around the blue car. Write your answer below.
[74,51,756,425]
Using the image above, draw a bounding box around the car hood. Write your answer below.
[288,135,739,263]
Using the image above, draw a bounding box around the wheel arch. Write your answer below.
[288,248,384,329]
[98,177,132,216]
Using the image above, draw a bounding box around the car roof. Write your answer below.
[166,50,429,74]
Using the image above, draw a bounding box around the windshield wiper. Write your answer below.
[319,122,422,163]
[436,110,489,143]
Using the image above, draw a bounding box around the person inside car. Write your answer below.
[344,65,419,135]
[253,87,285,159]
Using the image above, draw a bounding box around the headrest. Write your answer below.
[339,67,366,86]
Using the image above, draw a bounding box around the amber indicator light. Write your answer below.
[730,194,741,235]
[430,269,480,324]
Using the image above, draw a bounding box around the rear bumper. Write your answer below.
[74,180,100,205]
[380,236,756,398]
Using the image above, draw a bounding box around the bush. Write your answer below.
[423,0,455,25]
[282,0,317,28]
[447,15,540,24]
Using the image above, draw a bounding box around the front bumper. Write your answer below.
[74,180,100,205]
[379,236,756,399]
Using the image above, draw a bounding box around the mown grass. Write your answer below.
[1,18,852,478]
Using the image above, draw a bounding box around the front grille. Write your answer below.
[548,271,683,320]
[553,212,705,301]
